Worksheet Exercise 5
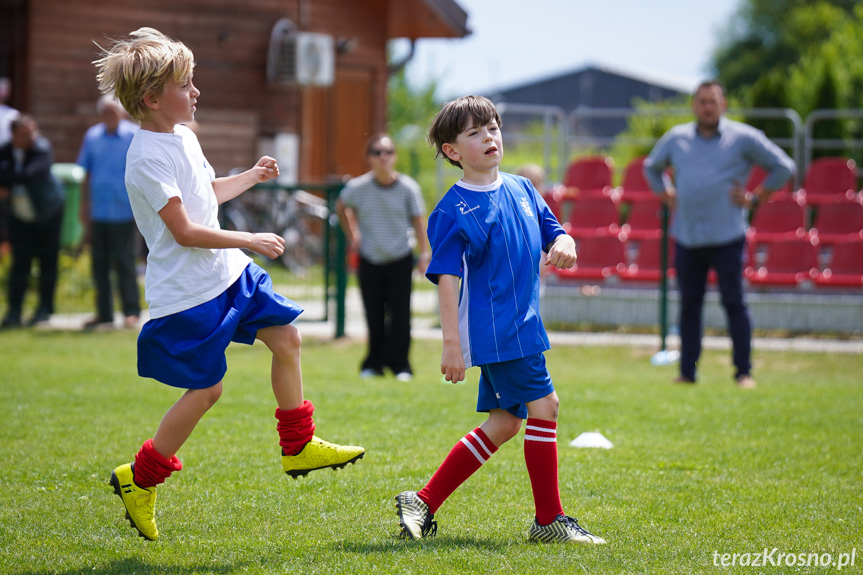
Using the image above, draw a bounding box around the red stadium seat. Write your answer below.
[552,235,626,281]
[815,240,863,288]
[798,157,859,204]
[745,238,820,287]
[563,156,614,197]
[563,196,622,237]
[621,198,665,239]
[543,184,577,223]
[809,198,863,244]
[747,196,809,243]
[618,156,656,203]
[619,237,676,283]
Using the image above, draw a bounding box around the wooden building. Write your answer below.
[0,0,468,181]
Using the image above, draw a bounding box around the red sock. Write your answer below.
[275,400,316,455]
[524,418,564,525]
[133,439,183,488]
[417,428,497,514]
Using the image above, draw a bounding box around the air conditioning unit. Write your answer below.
[267,19,335,87]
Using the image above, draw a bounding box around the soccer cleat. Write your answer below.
[281,436,364,479]
[394,491,437,539]
[528,514,606,545]
[109,463,158,541]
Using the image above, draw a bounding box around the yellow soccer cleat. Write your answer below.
[109,463,158,540]
[281,436,364,479]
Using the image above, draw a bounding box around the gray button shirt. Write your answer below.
[643,117,795,248]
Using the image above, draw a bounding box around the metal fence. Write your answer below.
[495,104,862,188]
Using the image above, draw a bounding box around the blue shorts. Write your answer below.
[137,263,303,389]
[476,352,555,419]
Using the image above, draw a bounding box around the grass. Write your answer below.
[0,329,861,574]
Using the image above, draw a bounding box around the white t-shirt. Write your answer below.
[125,125,251,318]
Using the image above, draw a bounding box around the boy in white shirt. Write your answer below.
[94,27,363,541]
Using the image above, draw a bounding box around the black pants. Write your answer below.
[357,253,414,375]
[675,237,752,381]
[5,210,63,319]
[91,221,141,321]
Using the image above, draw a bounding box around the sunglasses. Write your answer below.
[369,148,395,157]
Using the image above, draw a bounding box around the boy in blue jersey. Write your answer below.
[393,95,606,545]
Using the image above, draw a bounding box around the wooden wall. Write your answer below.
[22,0,391,180]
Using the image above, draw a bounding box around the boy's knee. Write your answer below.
[528,393,559,421]
[200,382,222,406]
[265,324,302,358]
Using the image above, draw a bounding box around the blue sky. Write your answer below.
[394,0,742,98]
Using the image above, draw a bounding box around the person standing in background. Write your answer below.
[77,95,141,329]
[643,80,795,388]
[336,134,430,382]
[0,78,21,260]
[0,115,65,327]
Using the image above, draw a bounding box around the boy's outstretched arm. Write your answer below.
[438,274,465,383]
[544,234,577,269]
[212,156,279,204]
[158,196,285,259]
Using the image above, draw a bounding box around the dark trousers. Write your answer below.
[91,221,141,320]
[357,253,414,375]
[5,210,63,319]
[674,237,751,380]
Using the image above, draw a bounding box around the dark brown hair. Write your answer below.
[427,95,502,169]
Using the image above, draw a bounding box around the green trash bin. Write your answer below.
[51,163,85,250]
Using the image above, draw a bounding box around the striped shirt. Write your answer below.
[426,173,565,368]
[339,172,424,265]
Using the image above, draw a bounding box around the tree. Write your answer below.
[711,0,855,100]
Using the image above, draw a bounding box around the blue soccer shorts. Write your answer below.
[137,263,303,389]
[476,352,555,419]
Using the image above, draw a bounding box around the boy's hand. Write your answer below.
[441,342,466,384]
[545,234,577,269]
[252,156,280,183]
[249,232,286,259]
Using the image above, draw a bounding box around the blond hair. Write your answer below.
[427,95,502,169]
[93,28,195,122]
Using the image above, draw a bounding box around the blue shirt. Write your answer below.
[426,172,565,368]
[643,117,795,248]
[76,118,138,222]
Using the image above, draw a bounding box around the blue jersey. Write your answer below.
[426,172,565,368]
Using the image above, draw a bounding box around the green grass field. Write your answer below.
[0,328,860,574]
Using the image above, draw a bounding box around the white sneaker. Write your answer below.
[395,372,413,382]
[359,369,378,379]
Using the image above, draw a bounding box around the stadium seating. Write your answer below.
[619,237,676,283]
[551,235,626,281]
[809,198,863,243]
[747,195,809,243]
[563,156,614,197]
[563,195,622,237]
[618,156,656,203]
[621,198,665,239]
[815,240,863,288]
[798,157,859,204]
[543,184,577,223]
[745,238,820,287]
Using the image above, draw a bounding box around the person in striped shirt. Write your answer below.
[336,134,429,382]
[393,95,605,545]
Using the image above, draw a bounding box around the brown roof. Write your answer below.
[389,0,470,39]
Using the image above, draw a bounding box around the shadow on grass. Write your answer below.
[332,536,503,554]
[11,558,246,575]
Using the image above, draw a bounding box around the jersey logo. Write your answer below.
[520,197,534,217]
[457,200,480,215]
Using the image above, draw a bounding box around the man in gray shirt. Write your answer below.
[643,80,795,388]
